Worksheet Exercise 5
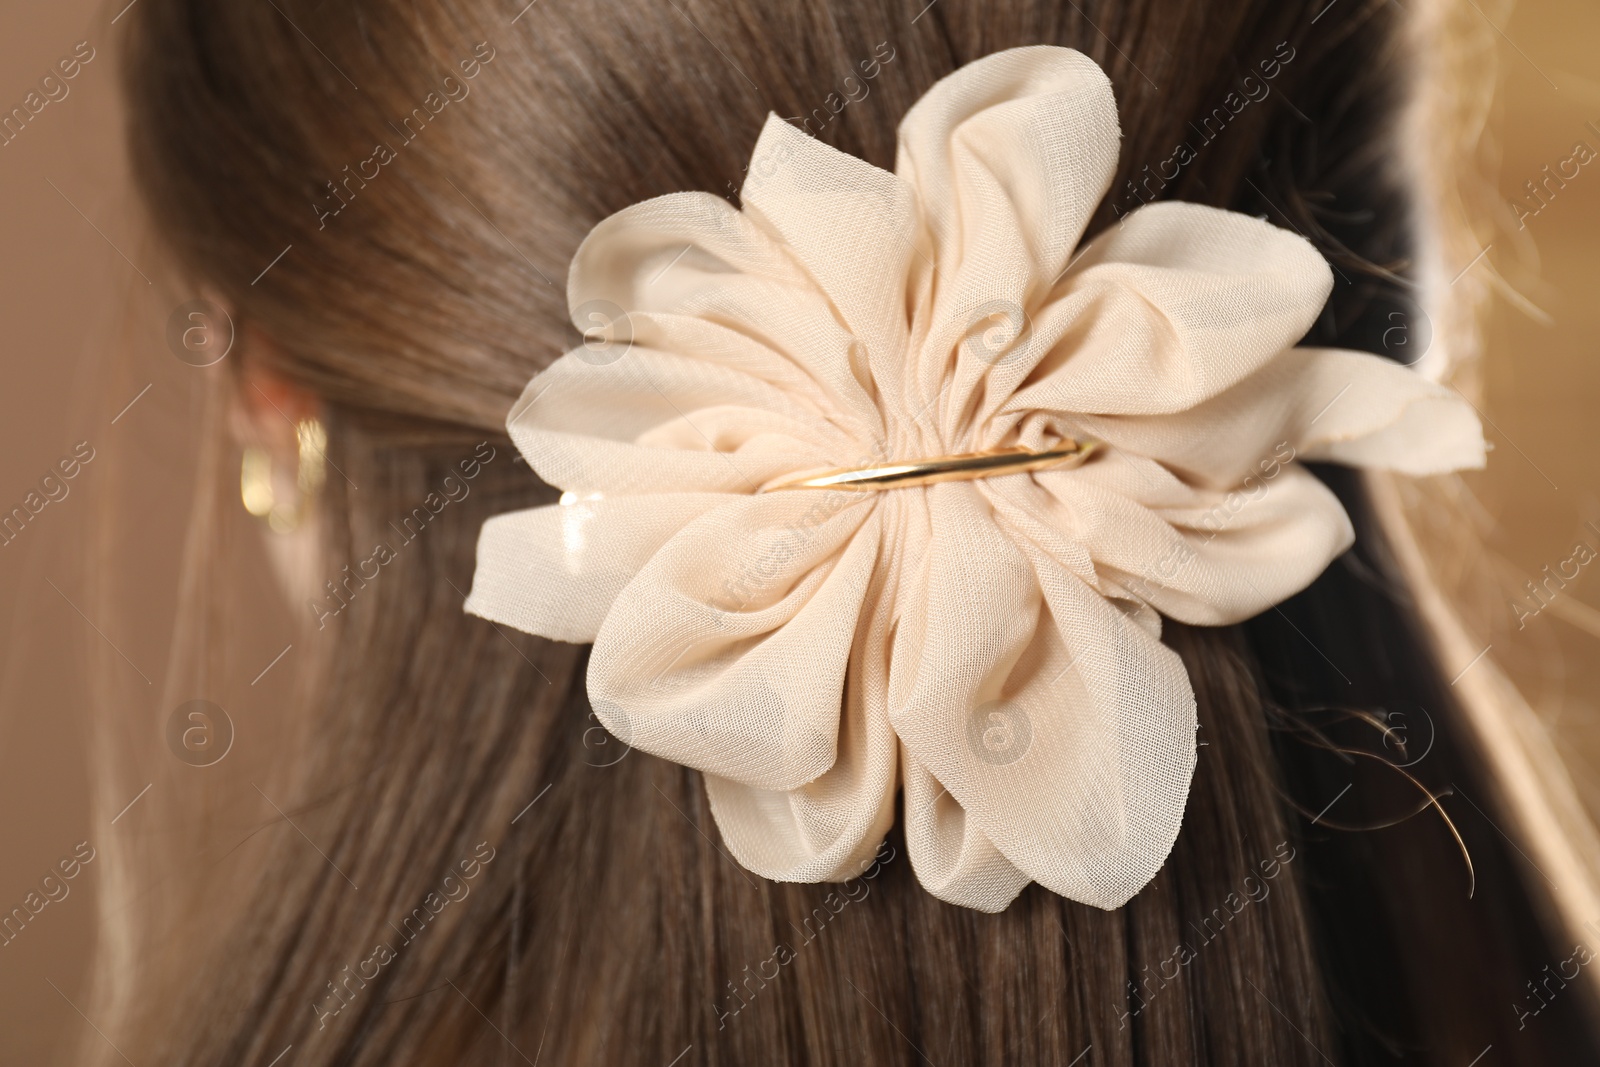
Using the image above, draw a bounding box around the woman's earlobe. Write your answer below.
[229,345,329,613]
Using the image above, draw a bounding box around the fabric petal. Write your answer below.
[996,464,1354,627]
[704,565,900,884]
[569,191,803,312]
[588,494,878,790]
[506,350,849,496]
[739,115,919,411]
[900,755,1032,912]
[895,45,1119,300]
[1065,346,1486,488]
[888,483,1195,909]
[569,192,884,438]
[1005,201,1333,417]
[894,46,1121,452]
[466,493,731,643]
[1288,347,1486,473]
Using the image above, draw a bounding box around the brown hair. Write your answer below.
[103,0,1600,1063]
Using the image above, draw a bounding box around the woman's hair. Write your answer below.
[105,0,1600,1063]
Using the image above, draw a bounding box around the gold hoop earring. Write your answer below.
[242,417,326,533]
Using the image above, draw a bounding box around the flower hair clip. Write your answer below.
[466,46,1484,912]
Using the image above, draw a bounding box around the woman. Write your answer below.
[95,0,1600,1062]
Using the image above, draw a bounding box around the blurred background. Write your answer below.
[0,0,1596,1060]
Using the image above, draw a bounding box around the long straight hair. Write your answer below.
[104,0,1600,1063]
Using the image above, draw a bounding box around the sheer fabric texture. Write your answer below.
[466,46,1485,911]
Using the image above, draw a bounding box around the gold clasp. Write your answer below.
[762,438,1101,492]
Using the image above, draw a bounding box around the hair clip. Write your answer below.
[466,46,1484,912]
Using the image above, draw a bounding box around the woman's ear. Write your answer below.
[230,330,320,465]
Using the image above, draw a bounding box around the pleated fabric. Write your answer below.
[466,46,1485,911]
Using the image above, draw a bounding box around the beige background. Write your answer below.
[1,1,123,1062]
[1474,2,1600,823]
[0,0,1597,1061]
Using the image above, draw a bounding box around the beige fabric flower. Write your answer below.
[466,46,1484,911]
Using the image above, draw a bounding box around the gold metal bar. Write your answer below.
[763,439,1101,492]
